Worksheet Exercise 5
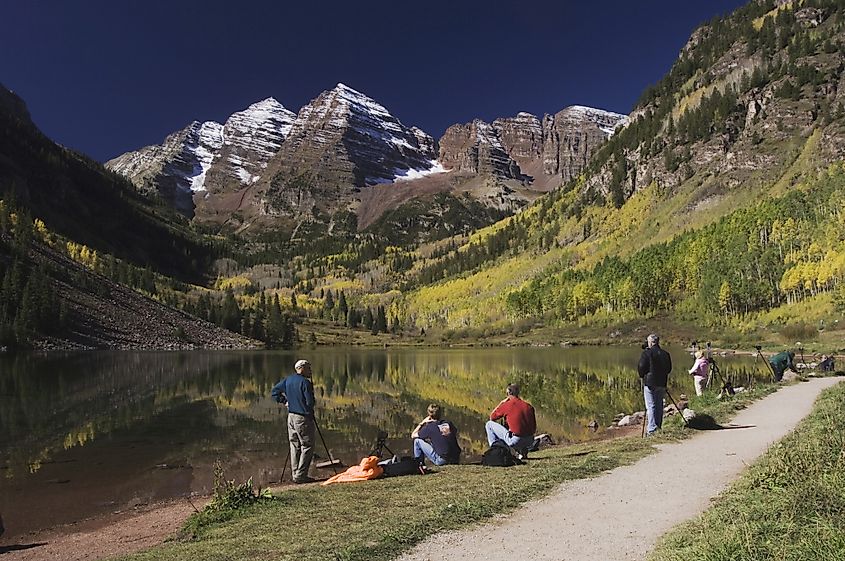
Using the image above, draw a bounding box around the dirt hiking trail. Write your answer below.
[400,377,842,561]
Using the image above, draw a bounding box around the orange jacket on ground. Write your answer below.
[321,456,383,485]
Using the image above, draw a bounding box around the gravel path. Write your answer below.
[399,377,842,561]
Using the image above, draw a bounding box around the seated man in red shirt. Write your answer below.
[486,383,536,458]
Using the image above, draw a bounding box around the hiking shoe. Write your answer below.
[293,476,316,484]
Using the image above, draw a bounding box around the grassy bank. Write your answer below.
[117,382,779,561]
[650,379,845,561]
[300,311,845,357]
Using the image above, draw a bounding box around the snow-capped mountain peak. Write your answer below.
[278,84,442,186]
[106,97,298,212]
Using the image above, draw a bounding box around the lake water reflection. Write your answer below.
[0,347,766,536]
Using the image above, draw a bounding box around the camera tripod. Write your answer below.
[641,385,689,437]
[371,430,396,458]
[754,345,778,382]
[705,356,733,392]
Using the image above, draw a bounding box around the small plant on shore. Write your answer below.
[208,460,272,511]
[180,461,275,540]
[173,326,188,342]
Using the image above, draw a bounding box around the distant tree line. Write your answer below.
[314,288,399,335]
[182,290,297,348]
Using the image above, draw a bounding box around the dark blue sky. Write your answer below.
[1,0,747,162]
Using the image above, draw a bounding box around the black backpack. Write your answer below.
[380,456,425,477]
[481,442,523,467]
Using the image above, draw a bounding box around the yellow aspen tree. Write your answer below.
[718,280,733,317]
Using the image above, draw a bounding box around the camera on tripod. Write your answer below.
[371,430,395,458]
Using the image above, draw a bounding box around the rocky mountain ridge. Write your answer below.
[107,83,626,239]
[107,98,295,214]
[440,105,628,188]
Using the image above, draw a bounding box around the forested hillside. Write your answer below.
[390,0,845,341]
[0,84,213,282]
[0,200,260,349]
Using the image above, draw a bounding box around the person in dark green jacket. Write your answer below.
[769,351,796,382]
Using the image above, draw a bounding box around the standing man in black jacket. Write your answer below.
[638,333,672,435]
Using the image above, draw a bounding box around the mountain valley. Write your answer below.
[3,0,845,351]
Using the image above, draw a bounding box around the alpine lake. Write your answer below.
[0,346,770,537]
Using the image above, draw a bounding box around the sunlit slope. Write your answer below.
[400,0,845,332]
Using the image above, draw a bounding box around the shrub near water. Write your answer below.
[181,462,274,540]
[651,381,845,561]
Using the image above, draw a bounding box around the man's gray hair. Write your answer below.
[506,383,520,397]
[647,334,660,346]
[294,359,310,371]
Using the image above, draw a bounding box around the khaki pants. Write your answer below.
[288,413,316,482]
[693,375,707,396]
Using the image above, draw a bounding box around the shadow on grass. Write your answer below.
[687,414,755,431]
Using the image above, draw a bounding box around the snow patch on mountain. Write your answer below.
[393,160,449,182]
[222,98,295,178]
[185,121,223,192]
[562,105,629,136]
[107,97,296,195]
[367,160,449,184]
[473,119,505,148]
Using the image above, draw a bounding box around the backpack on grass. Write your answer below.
[379,456,425,477]
[481,441,523,467]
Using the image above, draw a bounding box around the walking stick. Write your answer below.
[314,416,339,474]
[796,342,806,369]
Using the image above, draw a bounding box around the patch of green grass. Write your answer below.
[650,380,845,561]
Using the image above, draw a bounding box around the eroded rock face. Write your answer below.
[439,107,626,186]
[493,112,544,174]
[106,98,295,215]
[268,84,440,188]
[542,106,627,182]
[438,119,522,178]
[259,83,445,219]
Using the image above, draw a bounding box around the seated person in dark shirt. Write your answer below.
[411,403,461,466]
[819,354,835,372]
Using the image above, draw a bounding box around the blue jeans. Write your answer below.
[643,386,665,435]
[485,420,534,453]
[413,438,448,466]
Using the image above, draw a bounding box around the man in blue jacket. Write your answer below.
[637,334,672,435]
[272,359,316,483]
